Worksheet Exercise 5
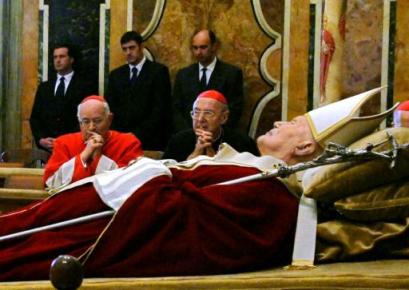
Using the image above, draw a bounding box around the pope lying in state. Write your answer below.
[0,88,395,281]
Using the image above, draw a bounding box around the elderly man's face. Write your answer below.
[191,98,228,136]
[257,116,318,164]
[78,100,112,141]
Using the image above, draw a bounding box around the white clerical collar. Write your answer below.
[199,57,217,73]
[129,56,147,74]
[57,71,74,82]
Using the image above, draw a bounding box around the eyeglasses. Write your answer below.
[190,109,216,119]
[79,118,104,126]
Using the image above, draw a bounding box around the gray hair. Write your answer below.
[77,100,111,122]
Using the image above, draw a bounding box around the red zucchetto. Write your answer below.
[397,100,409,111]
[81,95,106,103]
[196,90,227,104]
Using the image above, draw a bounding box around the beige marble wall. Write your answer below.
[256,0,310,135]
[21,0,39,149]
[109,0,128,71]
[287,0,310,120]
[395,0,409,103]
[252,0,284,137]
[342,0,383,106]
[132,0,156,33]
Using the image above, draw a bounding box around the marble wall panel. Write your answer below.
[394,0,409,103]
[257,49,281,136]
[342,0,383,114]
[266,50,281,86]
[109,0,127,70]
[132,0,156,34]
[253,0,284,137]
[251,0,308,136]
[287,0,309,120]
[260,0,283,33]
[21,0,39,149]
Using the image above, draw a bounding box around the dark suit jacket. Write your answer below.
[106,60,171,150]
[173,59,243,132]
[30,72,96,151]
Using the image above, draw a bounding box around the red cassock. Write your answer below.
[44,130,143,188]
[0,164,298,281]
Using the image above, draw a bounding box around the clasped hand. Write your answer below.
[81,131,105,164]
[188,129,216,159]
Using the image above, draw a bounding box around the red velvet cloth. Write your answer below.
[0,164,298,281]
[0,184,110,281]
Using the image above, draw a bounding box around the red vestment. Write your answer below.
[44,130,143,188]
[0,164,298,281]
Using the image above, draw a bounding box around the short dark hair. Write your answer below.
[120,31,143,45]
[53,43,75,59]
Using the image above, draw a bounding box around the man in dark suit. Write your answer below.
[173,29,244,132]
[30,44,96,152]
[106,31,172,151]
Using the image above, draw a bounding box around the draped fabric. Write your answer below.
[0,164,298,281]
[0,184,109,281]
[317,217,409,262]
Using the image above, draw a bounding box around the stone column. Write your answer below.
[1,0,22,151]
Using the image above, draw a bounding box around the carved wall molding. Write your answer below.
[249,0,282,138]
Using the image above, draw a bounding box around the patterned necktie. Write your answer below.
[200,67,207,90]
[130,67,138,85]
[55,76,65,98]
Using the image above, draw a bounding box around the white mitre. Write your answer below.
[305,87,398,147]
